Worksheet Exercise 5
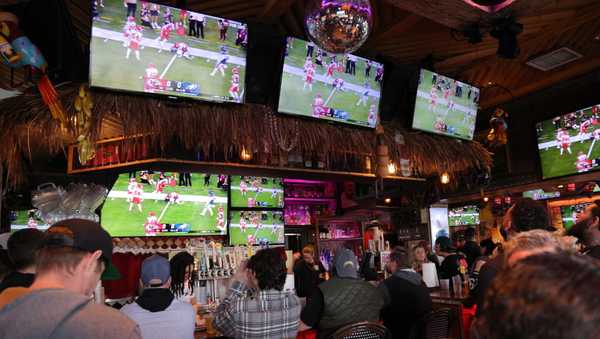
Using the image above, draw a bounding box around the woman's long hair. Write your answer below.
[170,251,197,298]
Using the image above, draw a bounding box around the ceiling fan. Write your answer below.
[463,0,517,13]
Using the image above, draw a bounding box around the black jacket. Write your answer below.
[379,270,433,339]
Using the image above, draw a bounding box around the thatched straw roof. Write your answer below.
[0,82,492,187]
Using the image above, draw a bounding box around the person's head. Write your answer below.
[568,201,600,248]
[476,253,600,339]
[386,247,410,274]
[36,219,113,297]
[479,238,498,257]
[502,230,564,267]
[332,248,359,279]
[435,236,452,254]
[302,244,316,264]
[503,198,551,236]
[169,251,196,297]
[455,234,466,248]
[7,228,45,272]
[412,244,427,264]
[465,227,476,240]
[140,255,171,289]
[246,248,287,291]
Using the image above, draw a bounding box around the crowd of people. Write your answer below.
[0,198,599,338]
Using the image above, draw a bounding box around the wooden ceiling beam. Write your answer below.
[363,13,421,49]
[480,54,600,109]
[435,2,600,71]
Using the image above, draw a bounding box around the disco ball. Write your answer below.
[304,0,373,54]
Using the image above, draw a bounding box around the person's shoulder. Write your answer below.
[84,302,139,323]
[168,298,195,313]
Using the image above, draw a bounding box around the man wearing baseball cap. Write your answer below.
[121,254,195,339]
[0,219,142,339]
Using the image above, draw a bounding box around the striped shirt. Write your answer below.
[214,281,301,339]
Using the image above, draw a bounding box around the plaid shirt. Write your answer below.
[214,281,301,339]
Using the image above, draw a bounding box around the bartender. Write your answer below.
[293,244,325,299]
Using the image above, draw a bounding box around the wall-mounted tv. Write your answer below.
[522,189,560,201]
[429,206,449,249]
[278,37,382,128]
[536,104,600,179]
[9,210,49,231]
[229,210,284,245]
[560,203,592,230]
[230,176,284,208]
[448,205,480,226]
[101,171,228,236]
[412,69,479,140]
[90,1,247,103]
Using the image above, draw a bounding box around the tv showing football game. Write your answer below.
[90,0,247,103]
[101,171,228,237]
[412,69,479,140]
[278,37,382,128]
[230,176,284,208]
[9,210,49,231]
[229,210,284,245]
[448,205,480,226]
[536,104,600,179]
[560,203,592,230]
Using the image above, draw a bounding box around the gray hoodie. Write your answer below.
[0,288,141,339]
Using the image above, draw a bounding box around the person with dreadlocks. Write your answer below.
[169,252,197,304]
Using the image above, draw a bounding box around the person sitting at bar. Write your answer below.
[473,252,600,339]
[567,200,600,260]
[0,219,141,339]
[0,229,45,293]
[472,198,552,316]
[468,238,498,292]
[169,251,197,303]
[294,244,325,300]
[121,255,195,339]
[214,248,301,339]
[462,227,482,268]
[436,236,467,280]
[380,247,432,339]
[411,243,430,275]
[300,248,385,339]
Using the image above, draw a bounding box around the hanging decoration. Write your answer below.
[73,84,96,165]
[304,0,373,54]
[266,112,299,152]
[487,108,509,146]
[0,12,66,125]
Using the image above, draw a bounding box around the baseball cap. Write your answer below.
[334,248,359,279]
[43,219,117,279]
[141,255,170,286]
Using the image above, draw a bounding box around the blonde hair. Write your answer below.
[302,244,315,256]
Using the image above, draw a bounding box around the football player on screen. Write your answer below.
[125,27,142,61]
[210,46,229,77]
[368,104,377,127]
[156,22,174,52]
[229,67,241,102]
[356,81,370,106]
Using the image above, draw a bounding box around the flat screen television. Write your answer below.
[560,203,592,230]
[101,171,228,236]
[229,210,284,245]
[412,69,479,140]
[522,189,560,200]
[536,104,600,179]
[448,205,480,226]
[429,206,449,249]
[230,176,284,208]
[90,1,247,103]
[9,210,49,231]
[277,37,382,128]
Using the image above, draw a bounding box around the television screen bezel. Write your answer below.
[228,175,285,210]
[100,170,230,238]
[89,1,249,105]
[275,36,384,130]
[535,104,600,180]
[411,68,480,141]
[447,204,480,227]
[228,209,285,246]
